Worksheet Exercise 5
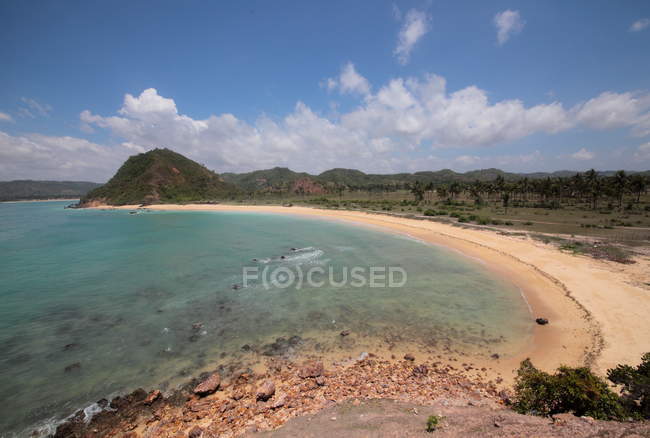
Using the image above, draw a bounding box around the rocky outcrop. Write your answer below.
[256,380,276,401]
[297,360,324,378]
[193,373,221,396]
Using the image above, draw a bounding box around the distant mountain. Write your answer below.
[221,167,312,192]
[221,167,650,194]
[79,148,240,206]
[0,180,101,202]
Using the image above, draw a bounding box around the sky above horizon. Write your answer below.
[1,1,650,182]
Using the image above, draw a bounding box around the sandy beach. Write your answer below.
[93,203,650,377]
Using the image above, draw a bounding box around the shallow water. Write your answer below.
[0,201,532,436]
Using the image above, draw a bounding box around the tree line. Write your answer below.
[408,170,648,211]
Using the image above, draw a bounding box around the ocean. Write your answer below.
[0,201,532,436]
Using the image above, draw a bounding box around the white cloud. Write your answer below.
[325,63,371,96]
[394,9,430,65]
[454,155,481,166]
[630,18,650,32]
[0,131,131,181]
[634,142,650,161]
[4,72,650,180]
[19,97,52,118]
[574,91,650,137]
[570,148,594,160]
[0,112,14,123]
[494,10,525,45]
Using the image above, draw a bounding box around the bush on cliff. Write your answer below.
[512,359,625,420]
[607,352,650,419]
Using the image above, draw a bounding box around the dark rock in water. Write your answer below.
[297,360,324,378]
[340,330,350,337]
[256,380,275,401]
[232,284,241,290]
[193,373,221,396]
[241,344,251,352]
[64,362,81,373]
[110,388,147,410]
[535,318,549,325]
[280,255,286,259]
[188,334,200,342]
[191,322,203,331]
[288,335,302,346]
[403,353,415,361]
[188,426,204,438]
[63,343,80,351]
[291,248,297,251]
[252,258,258,262]
[97,398,109,408]
[262,337,289,356]
[54,388,148,437]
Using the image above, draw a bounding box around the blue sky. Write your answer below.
[1,0,650,181]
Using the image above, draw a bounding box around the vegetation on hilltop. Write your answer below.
[80,148,239,206]
[0,180,101,202]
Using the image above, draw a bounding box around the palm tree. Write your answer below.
[584,169,600,210]
[410,180,425,203]
[629,174,647,204]
[612,170,628,210]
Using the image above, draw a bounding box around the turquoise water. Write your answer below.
[0,201,532,436]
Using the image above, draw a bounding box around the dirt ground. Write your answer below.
[249,399,650,438]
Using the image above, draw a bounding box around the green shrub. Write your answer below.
[512,359,625,420]
[425,415,442,432]
[607,352,650,419]
[523,221,533,225]
[423,209,437,216]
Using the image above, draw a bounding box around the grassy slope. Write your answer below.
[81,148,239,205]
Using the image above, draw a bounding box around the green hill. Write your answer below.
[221,167,312,192]
[0,180,102,202]
[79,148,239,206]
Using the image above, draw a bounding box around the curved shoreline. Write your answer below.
[88,203,650,377]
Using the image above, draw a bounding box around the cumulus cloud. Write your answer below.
[394,9,430,65]
[494,10,525,45]
[574,91,650,137]
[19,97,52,118]
[570,148,594,160]
[4,71,650,180]
[634,142,650,161]
[630,18,650,32]
[0,112,14,123]
[324,63,371,96]
[0,131,131,181]
[77,83,650,174]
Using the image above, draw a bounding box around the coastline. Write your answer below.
[88,203,650,376]
[48,202,650,437]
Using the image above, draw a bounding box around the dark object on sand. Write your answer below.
[535,318,549,325]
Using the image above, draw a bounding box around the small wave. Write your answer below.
[83,402,106,424]
[280,248,324,264]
